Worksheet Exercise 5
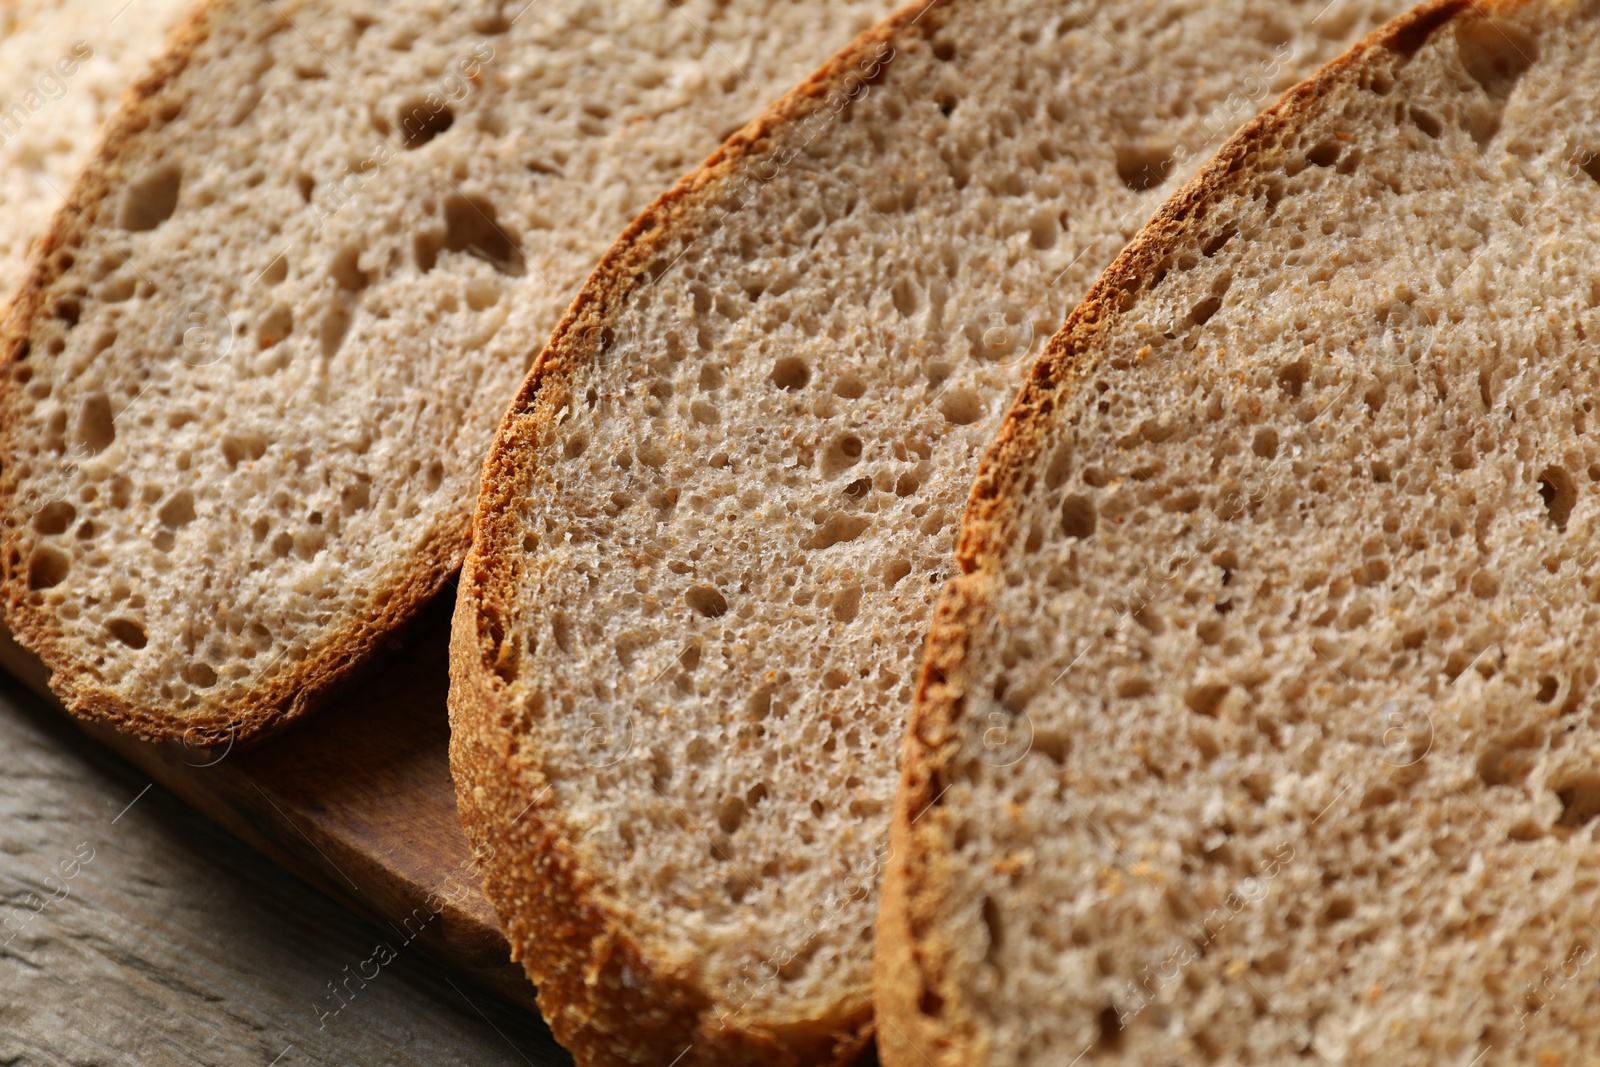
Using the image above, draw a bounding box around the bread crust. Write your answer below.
[869,1,1507,1062]
[0,0,474,746]
[447,3,945,1062]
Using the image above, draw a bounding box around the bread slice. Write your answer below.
[876,1,1600,1062]
[0,0,896,743]
[0,0,193,300]
[446,1,1409,1063]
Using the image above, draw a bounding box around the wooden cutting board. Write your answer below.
[0,591,540,1016]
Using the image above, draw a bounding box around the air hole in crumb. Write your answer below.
[32,501,75,535]
[805,514,870,550]
[419,193,525,276]
[833,586,862,623]
[1114,143,1174,191]
[1571,149,1600,186]
[320,303,353,359]
[158,490,196,529]
[472,8,510,33]
[1251,428,1278,459]
[1306,140,1342,168]
[295,173,314,202]
[1277,358,1311,399]
[834,373,865,399]
[1028,209,1058,250]
[1187,294,1223,328]
[1360,785,1398,809]
[771,356,810,391]
[717,795,747,834]
[1455,17,1537,100]
[1184,683,1229,717]
[399,99,455,147]
[223,432,270,468]
[1538,466,1576,530]
[77,394,116,453]
[1537,675,1560,703]
[1322,896,1355,924]
[686,585,728,618]
[1201,224,1238,257]
[26,546,69,589]
[1044,445,1072,489]
[981,896,1003,962]
[1095,1005,1124,1051]
[1060,494,1096,539]
[119,163,182,230]
[939,388,983,425]
[1358,559,1390,587]
[331,246,369,290]
[1470,570,1499,599]
[1554,773,1600,829]
[824,434,864,476]
[1408,106,1443,138]
[891,278,919,318]
[107,618,147,649]
[1118,676,1154,697]
[185,663,218,689]
[257,304,294,349]
[260,254,289,286]
[1477,745,1534,787]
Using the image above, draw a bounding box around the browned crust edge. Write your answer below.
[446,3,954,1063]
[0,0,473,746]
[870,1,1500,1063]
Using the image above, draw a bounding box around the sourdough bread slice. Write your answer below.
[0,0,194,302]
[877,1,1600,1063]
[446,1,1408,1063]
[0,0,893,743]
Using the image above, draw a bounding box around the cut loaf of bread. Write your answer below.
[0,0,193,302]
[877,1,1600,1063]
[0,0,894,743]
[446,1,1407,1063]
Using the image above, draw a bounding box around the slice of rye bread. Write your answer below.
[445,1,1410,1063]
[0,0,194,301]
[876,0,1600,1063]
[0,0,896,744]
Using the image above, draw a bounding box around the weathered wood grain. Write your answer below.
[0,664,571,1066]
[0,591,576,1067]
[0,593,539,1009]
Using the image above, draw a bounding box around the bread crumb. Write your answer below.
[993,851,1033,877]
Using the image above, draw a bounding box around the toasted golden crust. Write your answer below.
[447,4,943,1063]
[871,1,1490,1063]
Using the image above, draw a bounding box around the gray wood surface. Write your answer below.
[0,672,572,1067]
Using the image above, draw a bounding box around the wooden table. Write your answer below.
[0,632,572,1066]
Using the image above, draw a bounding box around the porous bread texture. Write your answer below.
[448,0,1408,1063]
[0,0,193,301]
[879,1,1600,1063]
[0,0,894,743]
